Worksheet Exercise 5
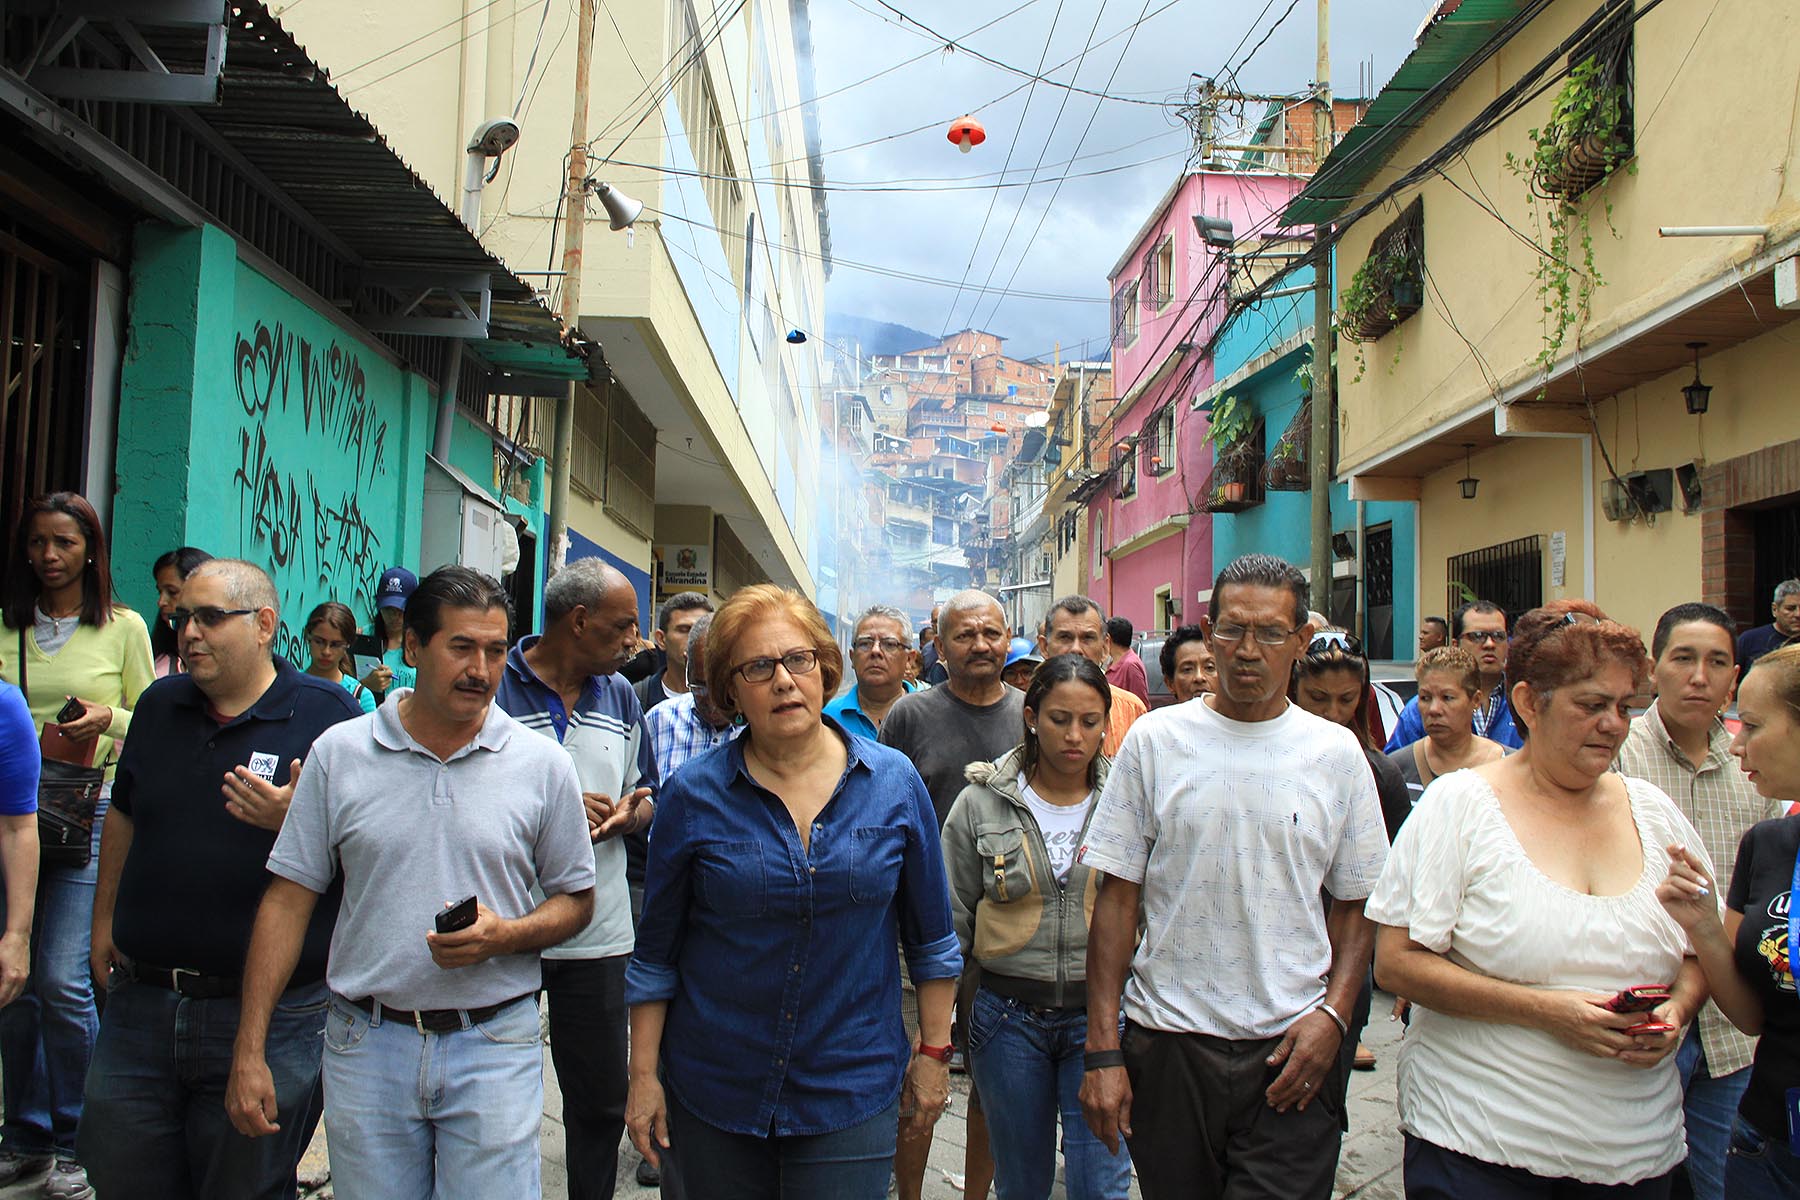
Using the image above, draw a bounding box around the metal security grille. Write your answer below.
[0,218,90,545]
[1752,501,1800,612]
[1364,523,1394,660]
[1446,535,1543,626]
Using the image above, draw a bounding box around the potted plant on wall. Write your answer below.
[1203,393,1256,504]
[1504,51,1632,381]
[1339,235,1423,381]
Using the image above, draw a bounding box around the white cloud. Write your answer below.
[810,0,1424,358]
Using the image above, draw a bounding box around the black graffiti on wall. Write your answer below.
[231,319,389,663]
[234,320,389,477]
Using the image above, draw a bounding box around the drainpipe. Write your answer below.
[432,340,465,462]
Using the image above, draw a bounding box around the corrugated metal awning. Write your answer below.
[1284,0,1545,226]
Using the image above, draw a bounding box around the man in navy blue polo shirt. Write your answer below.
[80,559,360,1200]
[496,558,656,1200]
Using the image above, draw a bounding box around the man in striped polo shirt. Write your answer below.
[496,559,657,1200]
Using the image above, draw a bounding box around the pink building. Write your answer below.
[1086,171,1305,633]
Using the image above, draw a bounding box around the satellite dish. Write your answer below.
[1023,411,1050,428]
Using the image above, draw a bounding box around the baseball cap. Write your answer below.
[1004,637,1041,669]
[376,566,419,610]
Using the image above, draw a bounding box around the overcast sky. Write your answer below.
[809,0,1427,362]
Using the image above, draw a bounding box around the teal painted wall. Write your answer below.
[114,223,434,664]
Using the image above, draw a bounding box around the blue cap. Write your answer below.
[375,566,419,610]
[1004,637,1037,668]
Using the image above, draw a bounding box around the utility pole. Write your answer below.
[548,0,596,573]
[1308,0,1334,617]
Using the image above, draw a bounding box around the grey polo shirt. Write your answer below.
[269,691,595,1010]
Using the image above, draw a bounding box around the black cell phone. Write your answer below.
[55,696,85,725]
[435,895,478,934]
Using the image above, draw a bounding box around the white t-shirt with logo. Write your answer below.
[1019,775,1094,886]
[1079,698,1389,1040]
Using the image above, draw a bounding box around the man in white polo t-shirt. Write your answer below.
[1077,554,1388,1200]
[226,567,595,1200]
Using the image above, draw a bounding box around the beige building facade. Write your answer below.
[284,0,832,605]
[1293,0,1800,637]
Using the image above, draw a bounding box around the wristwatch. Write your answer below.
[916,1042,954,1062]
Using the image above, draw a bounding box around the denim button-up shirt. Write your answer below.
[625,717,962,1137]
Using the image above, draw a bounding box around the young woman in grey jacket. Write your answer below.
[940,653,1132,1200]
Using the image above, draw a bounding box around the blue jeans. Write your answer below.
[78,977,327,1199]
[665,1092,897,1199]
[966,988,1132,1200]
[1675,1033,1751,1200]
[1725,1116,1800,1199]
[320,993,544,1200]
[0,803,104,1159]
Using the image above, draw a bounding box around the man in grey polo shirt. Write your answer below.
[226,568,595,1200]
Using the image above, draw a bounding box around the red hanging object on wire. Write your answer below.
[947,116,986,154]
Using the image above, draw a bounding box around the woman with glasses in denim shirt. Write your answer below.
[625,584,962,1199]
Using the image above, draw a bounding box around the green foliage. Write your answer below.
[1503,55,1633,381]
[1202,393,1254,450]
[1339,236,1422,381]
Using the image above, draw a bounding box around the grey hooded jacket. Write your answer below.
[940,744,1110,1009]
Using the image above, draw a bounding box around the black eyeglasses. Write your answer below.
[731,648,820,684]
[1307,631,1364,656]
[1460,630,1507,645]
[851,636,908,654]
[172,606,256,630]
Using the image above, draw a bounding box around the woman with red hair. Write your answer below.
[1368,600,1709,1197]
[624,585,961,1198]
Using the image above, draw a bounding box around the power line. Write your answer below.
[935,0,1067,335]
[974,0,1158,334]
[650,204,1109,303]
[954,0,1113,333]
[864,0,1178,106]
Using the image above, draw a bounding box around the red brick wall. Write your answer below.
[1700,435,1800,627]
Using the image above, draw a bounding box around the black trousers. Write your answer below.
[1122,1021,1344,1200]
[544,955,630,1200]
[1404,1135,1675,1199]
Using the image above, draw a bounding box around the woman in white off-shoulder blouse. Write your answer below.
[1368,600,1710,1199]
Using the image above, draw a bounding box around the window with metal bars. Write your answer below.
[1446,535,1544,627]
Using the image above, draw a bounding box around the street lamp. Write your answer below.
[1682,342,1711,415]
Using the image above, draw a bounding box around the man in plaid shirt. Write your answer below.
[1617,601,1784,1200]
[645,615,738,785]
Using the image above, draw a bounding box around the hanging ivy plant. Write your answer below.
[1339,236,1422,382]
[1503,54,1634,382]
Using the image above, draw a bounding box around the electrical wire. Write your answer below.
[338,0,539,94]
[651,204,1109,304]
[511,0,557,118]
[952,0,1112,334]
[935,0,1068,336]
[1228,0,1304,83]
[973,0,1158,334]
[862,0,1177,106]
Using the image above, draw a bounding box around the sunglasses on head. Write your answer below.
[1306,630,1364,657]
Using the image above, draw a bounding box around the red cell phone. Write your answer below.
[1603,986,1670,1014]
[434,895,478,934]
[1624,1019,1677,1036]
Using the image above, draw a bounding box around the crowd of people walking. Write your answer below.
[1,488,1799,1199]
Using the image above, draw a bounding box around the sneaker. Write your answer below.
[634,1156,661,1188]
[0,1151,51,1185]
[42,1159,93,1200]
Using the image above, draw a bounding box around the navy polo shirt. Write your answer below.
[111,657,360,982]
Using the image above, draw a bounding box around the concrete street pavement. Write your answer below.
[277,991,1406,1200]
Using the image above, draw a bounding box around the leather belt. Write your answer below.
[345,992,533,1035]
[129,963,240,999]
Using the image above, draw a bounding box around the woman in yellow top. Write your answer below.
[0,492,152,1193]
